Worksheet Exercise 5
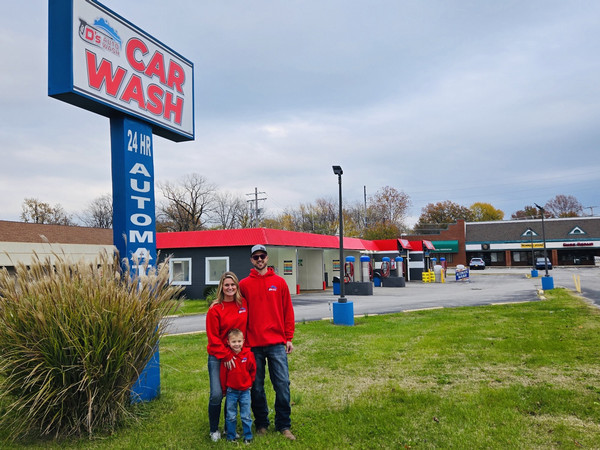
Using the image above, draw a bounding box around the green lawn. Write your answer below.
[171,298,211,316]
[4,288,600,448]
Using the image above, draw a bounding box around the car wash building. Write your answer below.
[156,228,441,298]
[157,228,379,298]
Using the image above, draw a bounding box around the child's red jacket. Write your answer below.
[220,347,256,392]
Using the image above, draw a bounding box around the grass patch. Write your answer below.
[2,288,600,448]
[170,298,210,316]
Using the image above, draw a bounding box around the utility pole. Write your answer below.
[363,185,368,228]
[246,188,266,227]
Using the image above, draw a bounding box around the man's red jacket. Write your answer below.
[239,268,295,348]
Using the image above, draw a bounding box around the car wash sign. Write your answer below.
[49,0,194,142]
[49,0,194,272]
[48,0,194,402]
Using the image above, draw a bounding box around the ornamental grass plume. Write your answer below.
[0,252,182,439]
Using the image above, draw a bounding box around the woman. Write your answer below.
[205,271,248,442]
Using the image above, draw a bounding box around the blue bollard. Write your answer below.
[541,276,554,290]
[333,301,354,326]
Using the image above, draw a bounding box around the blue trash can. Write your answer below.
[373,276,381,287]
[332,276,340,295]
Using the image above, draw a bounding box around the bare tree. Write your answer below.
[544,194,583,218]
[368,186,411,228]
[157,173,216,232]
[20,198,73,225]
[210,191,246,229]
[79,194,113,228]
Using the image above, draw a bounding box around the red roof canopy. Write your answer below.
[156,228,437,253]
[157,228,379,251]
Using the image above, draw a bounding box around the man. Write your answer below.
[239,244,296,441]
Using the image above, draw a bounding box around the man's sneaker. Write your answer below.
[256,427,268,436]
[244,438,253,444]
[209,430,221,442]
[281,429,296,441]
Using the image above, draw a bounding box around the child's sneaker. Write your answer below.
[210,430,221,442]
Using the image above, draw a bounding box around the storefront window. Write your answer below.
[205,257,229,285]
[170,258,192,285]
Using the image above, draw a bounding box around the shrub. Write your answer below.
[0,252,182,439]
[203,286,217,307]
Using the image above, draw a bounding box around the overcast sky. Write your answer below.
[1,1,599,226]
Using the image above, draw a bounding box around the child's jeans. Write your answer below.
[225,387,253,441]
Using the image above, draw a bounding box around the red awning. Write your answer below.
[398,239,413,250]
[422,240,436,250]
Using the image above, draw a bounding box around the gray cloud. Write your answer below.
[0,1,598,224]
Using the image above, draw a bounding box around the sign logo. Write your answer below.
[78,18,121,55]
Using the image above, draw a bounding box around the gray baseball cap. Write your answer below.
[251,244,267,255]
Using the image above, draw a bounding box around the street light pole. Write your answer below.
[332,165,346,303]
[534,203,550,277]
[528,227,535,268]
[534,203,554,290]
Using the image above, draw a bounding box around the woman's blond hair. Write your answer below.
[211,271,243,307]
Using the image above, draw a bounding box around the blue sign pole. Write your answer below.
[110,115,160,402]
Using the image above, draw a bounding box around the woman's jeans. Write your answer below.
[225,388,253,441]
[251,344,291,431]
[207,354,223,433]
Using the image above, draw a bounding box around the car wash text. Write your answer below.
[86,37,185,126]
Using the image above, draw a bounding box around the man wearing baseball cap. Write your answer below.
[239,244,296,440]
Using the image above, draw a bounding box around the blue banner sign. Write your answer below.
[455,268,470,281]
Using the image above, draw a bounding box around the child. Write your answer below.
[220,328,256,443]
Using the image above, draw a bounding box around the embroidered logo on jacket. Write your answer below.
[268,285,277,292]
[241,357,247,363]
[239,307,247,314]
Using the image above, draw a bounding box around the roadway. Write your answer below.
[165,266,600,336]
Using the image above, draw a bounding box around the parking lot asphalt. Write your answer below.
[165,266,600,336]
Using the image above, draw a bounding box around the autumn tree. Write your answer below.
[362,222,401,240]
[20,198,73,225]
[157,173,216,232]
[262,212,296,231]
[469,202,504,222]
[544,194,583,218]
[414,200,473,232]
[79,194,113,228]
[511,205,540,220]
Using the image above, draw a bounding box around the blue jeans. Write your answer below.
[225,388,253,441]
[251,344,291,431]
[207,355,223,433]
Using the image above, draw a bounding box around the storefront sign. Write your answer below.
[521,243,544,248]
[563,242,593,247]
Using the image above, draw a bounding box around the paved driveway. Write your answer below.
[165,267,600,336]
